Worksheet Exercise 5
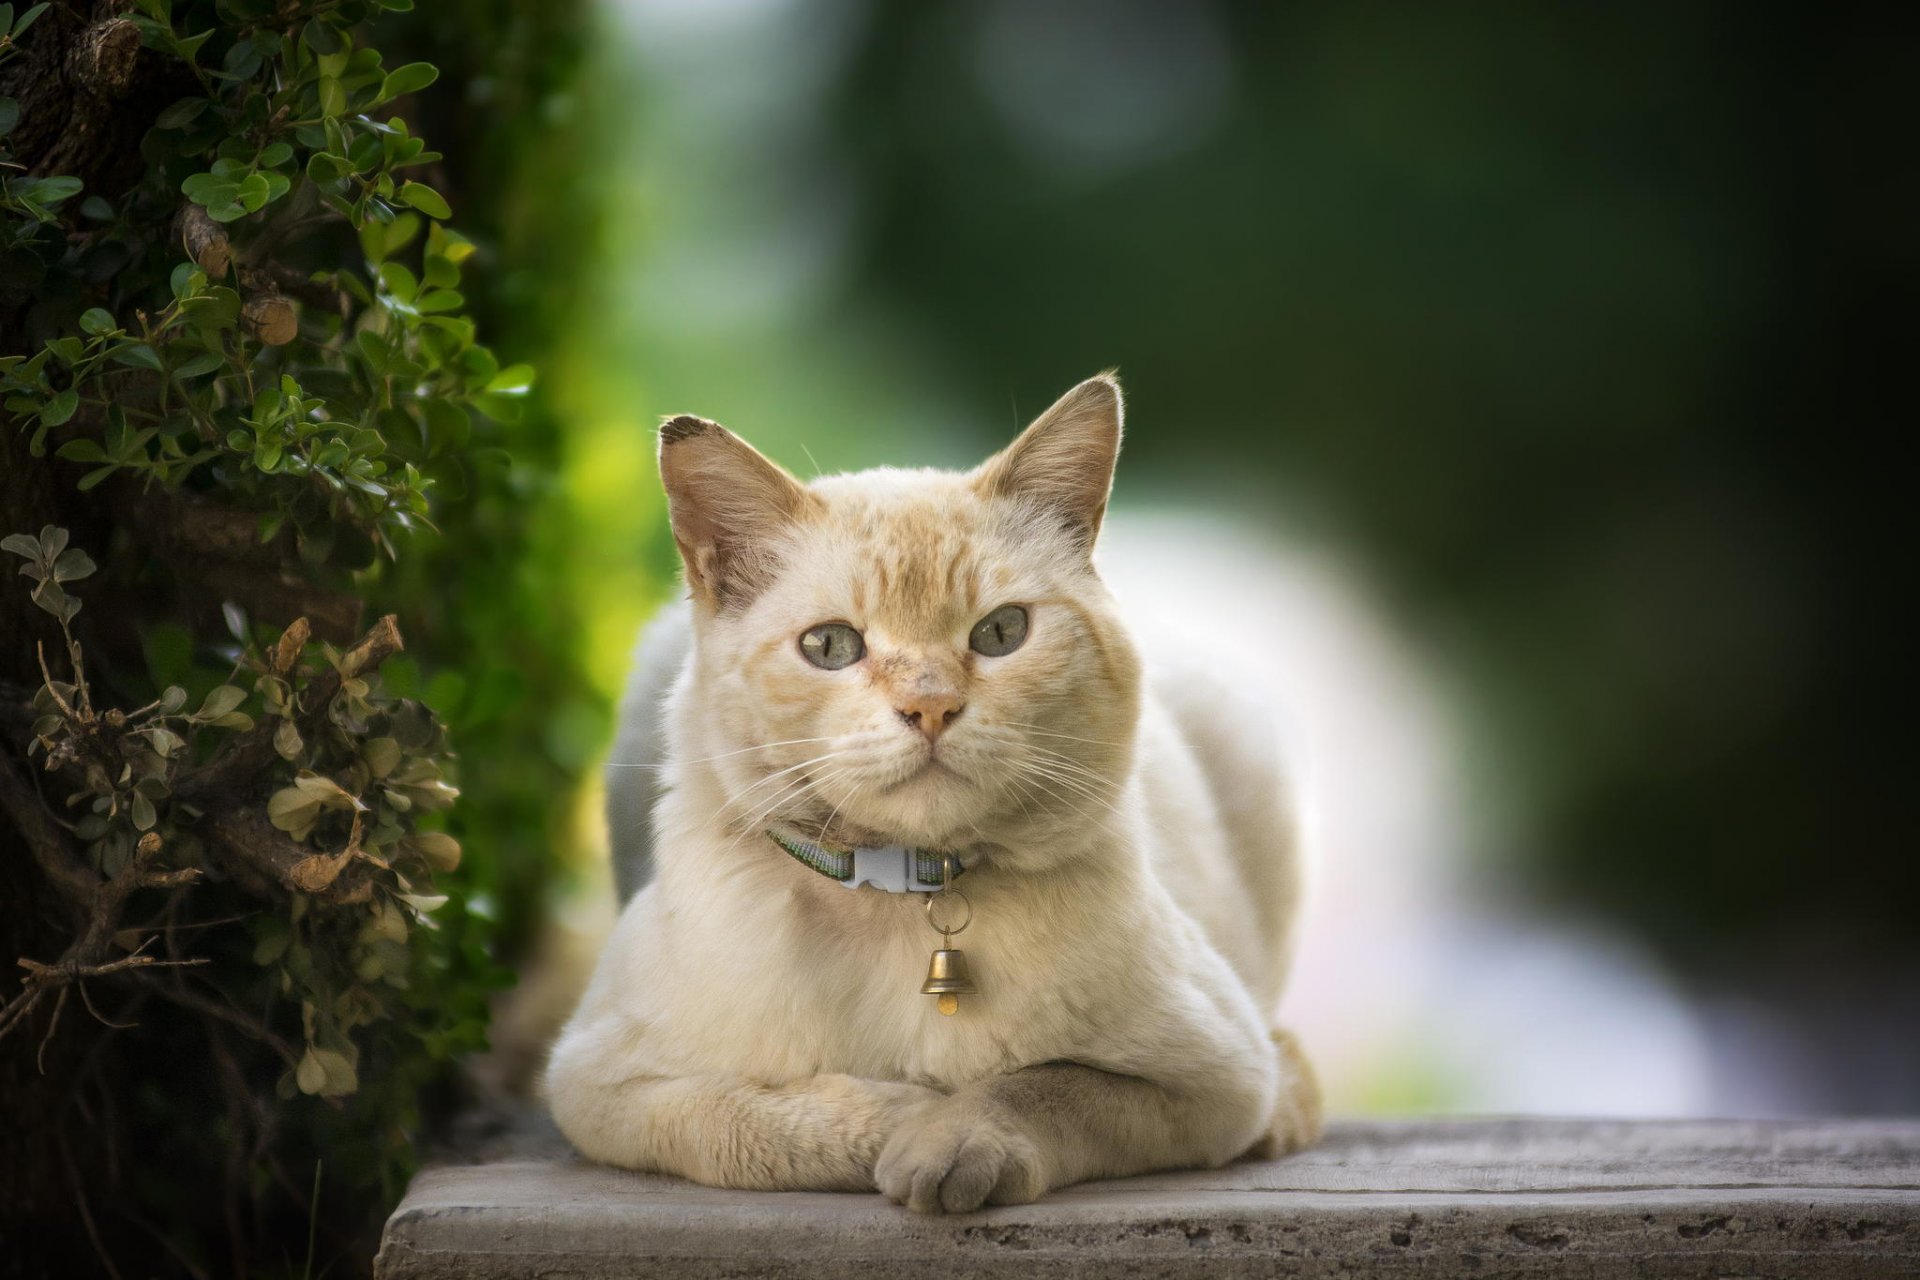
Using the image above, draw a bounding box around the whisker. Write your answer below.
[1001,722,1131,749]
[605,735,844,772]
[1013,767,1110,828]
[722,751,852,813]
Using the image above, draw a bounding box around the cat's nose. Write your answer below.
[897,694,965,743]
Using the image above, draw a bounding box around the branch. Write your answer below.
[0,746,101,915]
[172,614,401,806]
[0,834,204,1046]
[203,806,373,905]
[152,979,300,1070]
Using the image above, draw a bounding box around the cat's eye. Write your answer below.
[969,604,1029,657]
[799,622,865,670]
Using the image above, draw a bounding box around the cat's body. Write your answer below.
[547,377,1320,1211]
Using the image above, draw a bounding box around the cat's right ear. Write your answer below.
[658,415,818,610]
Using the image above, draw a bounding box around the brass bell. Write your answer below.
[920,946,976,1016]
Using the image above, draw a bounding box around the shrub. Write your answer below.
[0,1,591,1272]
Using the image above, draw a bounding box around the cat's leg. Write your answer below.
[875,1055,1276,1214]
[548,1064,942,1191]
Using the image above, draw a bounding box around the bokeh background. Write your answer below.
[435,0,1914,1118]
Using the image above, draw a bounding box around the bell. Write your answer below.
[920,946,977,1015]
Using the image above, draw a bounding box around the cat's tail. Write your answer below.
[606,598,693,899]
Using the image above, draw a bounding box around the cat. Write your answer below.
[546,374,1321,1213]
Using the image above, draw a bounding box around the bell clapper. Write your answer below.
[920,855,976,1015]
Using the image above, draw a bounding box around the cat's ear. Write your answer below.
[974,373,1123,552]
[658,415,818,609]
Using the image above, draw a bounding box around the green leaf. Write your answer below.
[237,171,271,211]
[0,98,18,138]
[268,786,319,833]
[301,18,343,56]
[130,792,157,832]
[155,97,209,129]
[197,684,246,720]
[12,4,49,37]
[295,1049,327,1095]
[318,75,347,118]
[364,737,401,778]
[181,171,238,204]
[41,388,78,426]
[0,533,39,560]
[379,62,439,102]
[54,439,107,463]
[51,548,96,582]
[111,344,164,372]
[377,262,418,305]
[173,28,213,64]
[311,1048,358,1096]
[257,141,293,168]
[174,351,224,378]
[397,181,450,219]
[30,578,75,621]
[78,308,117,335]
[486,364,536,395]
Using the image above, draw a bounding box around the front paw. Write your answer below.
[875,1103,1046,1213]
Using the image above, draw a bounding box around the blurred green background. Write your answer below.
[454,1,1911,1114]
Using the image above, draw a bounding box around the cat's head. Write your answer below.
[659,375,1141,861]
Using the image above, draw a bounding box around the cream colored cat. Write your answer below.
[546,375,1320,1213]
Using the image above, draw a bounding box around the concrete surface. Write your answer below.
[376,1114,1920,1278]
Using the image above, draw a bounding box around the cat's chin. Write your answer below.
[793,766,988,851]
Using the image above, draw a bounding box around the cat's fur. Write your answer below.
[546,375,1321,1212]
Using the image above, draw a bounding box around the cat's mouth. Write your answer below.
[883,757,967,791]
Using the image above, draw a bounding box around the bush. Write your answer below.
[0,1,593,1273]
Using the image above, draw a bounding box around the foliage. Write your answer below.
[0,0,579,1270]
[4,526,467,1104]
[1,0,531,566]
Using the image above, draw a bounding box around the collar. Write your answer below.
[767,829,967,894]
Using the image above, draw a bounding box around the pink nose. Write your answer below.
[897,693,965,742]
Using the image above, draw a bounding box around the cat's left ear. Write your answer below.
[974,373,1123,552]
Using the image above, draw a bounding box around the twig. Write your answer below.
[157,979,300,1070]
[0,834,205,1048]
[37,985,68,1073]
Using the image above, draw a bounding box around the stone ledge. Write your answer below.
[376,1116,1920,1279]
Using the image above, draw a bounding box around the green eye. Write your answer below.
[969,604,1029,657]
[799,622,865,670]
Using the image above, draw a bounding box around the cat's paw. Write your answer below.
[875,1103,1046,1213]
[1248,1026,1324,1158]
